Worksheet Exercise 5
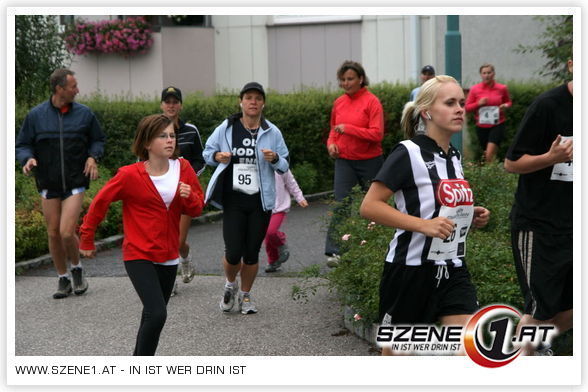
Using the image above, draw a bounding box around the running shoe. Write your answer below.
[265,262,280,273]
[180,253,195,283]
[239,292,258,314]
[71,267,88,295]
[53,277,72,299]
[277,244,290,264]
[170,280,178,297]
[326,254,341,268]
[220,282,239,312]
[534,344,554,356]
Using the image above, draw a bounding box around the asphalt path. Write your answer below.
[15,199,379,356]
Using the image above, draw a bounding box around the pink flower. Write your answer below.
[367,221,376,230]
[341,234,351,241]
[360,240,367,246]
[354,314,362,321]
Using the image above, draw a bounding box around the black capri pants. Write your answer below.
[222,191,272,265]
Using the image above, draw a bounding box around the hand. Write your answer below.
[261,149,277,163]
[80,248,96,258]
[215,152,232,164]
[178,181,191,198]
[22,158,37,176]
[298,199,309,208]
[548,135,573,164]
[473,206,490,229]
[84,157,99,180]
[478,97,488,106]
[422,216,455,240]
[327,144,339,159]
[334,124,345,134]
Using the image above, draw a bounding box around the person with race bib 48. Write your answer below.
[465,63,512,164]
[360,75,490,356]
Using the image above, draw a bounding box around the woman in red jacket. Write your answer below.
[79,114,204,356]
[465,63,512,163]
[325,60,384,266]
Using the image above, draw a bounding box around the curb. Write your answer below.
[15,190,334,273]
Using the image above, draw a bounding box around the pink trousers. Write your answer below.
[264,212,287,264]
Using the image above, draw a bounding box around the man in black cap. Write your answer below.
[160,86,205,295]
[409,65,436,101]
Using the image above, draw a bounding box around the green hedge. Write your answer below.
[301,163,521,326]
[14,82,554,262]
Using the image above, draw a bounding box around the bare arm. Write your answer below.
[360,181,454,240]
[504,135,573,174]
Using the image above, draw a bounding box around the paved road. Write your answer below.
[16,200,378,356]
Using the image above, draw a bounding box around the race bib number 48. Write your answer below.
[479,106,499,125]
[428,179,474,261]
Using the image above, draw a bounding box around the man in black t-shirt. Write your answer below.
[504,60,573,355]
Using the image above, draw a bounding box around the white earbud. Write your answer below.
[240,103,243,108]
[426,111,432,120]
[262,104,265,109]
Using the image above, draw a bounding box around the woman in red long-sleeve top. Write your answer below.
[79,114,204,356]
[325,60,385,266]
[465,63,512,163]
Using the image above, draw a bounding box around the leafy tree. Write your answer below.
[516,15,573,83]
[15,15,72,106]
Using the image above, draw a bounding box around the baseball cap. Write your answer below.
[421,65,435,75]
[161,86,182,103]
[239,82,265,100]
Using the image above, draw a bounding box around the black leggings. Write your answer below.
[124,260,178,356]
[222,192,272,265]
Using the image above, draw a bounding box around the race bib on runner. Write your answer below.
[427,179,474,261]
[233,163,260,195]
[550,136,573,182]
[479,106,499,125]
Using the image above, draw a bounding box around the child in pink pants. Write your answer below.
[264,170,308,272]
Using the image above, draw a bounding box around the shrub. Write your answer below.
[291,162,319,195]
[14,165,123,262]
[302,162,522,327]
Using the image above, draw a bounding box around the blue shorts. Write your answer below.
[39,187,86,200]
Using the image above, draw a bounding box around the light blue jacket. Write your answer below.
[203,113,289,211]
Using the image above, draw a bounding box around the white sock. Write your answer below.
[239,290,249,297]
[71,262,82,270]
[225,280,236,288]
[58,273,70,279]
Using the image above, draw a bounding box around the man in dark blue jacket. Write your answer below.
[16,68,105,299]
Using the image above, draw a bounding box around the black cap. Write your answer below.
[239,82,265,100]
[421,65,435,75]
[161,86,182,103]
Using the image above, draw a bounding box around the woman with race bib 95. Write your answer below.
[203,82,289,315]
[360,76,490,356]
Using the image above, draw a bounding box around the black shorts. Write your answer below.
[511,228,573,320]
[222,191,272,265]
[476,122,506,149]
[379,262,478,324]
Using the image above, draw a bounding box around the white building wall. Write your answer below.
[212,15,270,93]
[71,32,164,99]
[361,15,437,85]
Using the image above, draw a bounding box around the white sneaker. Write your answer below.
[170,280,178,297]
[220,282,238,312]
[239,292,258,314]
[326,254,341,268]
[180,253,195,283]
